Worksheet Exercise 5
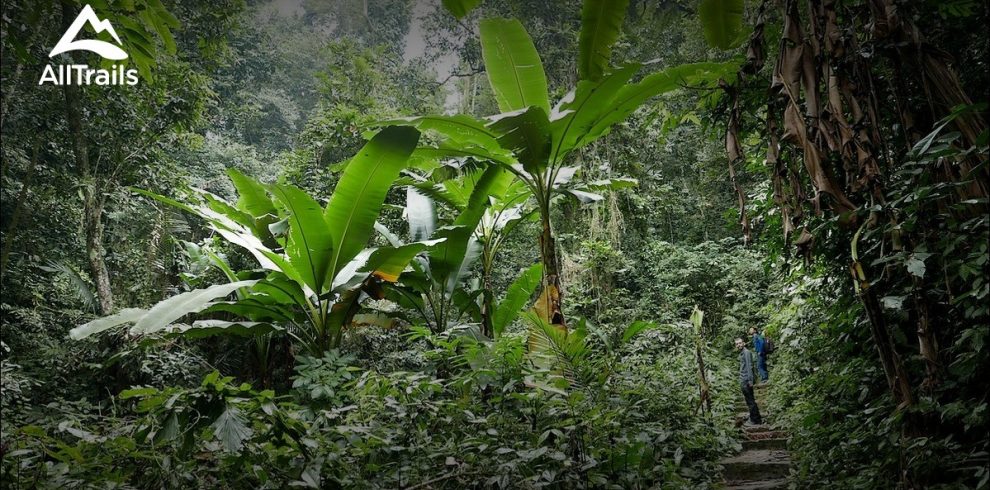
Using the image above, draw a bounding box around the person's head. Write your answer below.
[734,338,745,350]
[749,327,757,336]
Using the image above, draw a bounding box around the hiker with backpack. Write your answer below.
[749,327,772,383]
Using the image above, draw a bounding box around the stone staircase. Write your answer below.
[720,383,790,489]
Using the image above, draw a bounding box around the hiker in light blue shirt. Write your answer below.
[750,327,769,383]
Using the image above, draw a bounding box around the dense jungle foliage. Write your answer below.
[1,0,987,488]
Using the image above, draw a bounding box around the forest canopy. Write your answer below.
[1,0,987,488]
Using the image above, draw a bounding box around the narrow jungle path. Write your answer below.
[720,383,791,489]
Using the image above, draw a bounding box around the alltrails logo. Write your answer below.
[39,5,138,86]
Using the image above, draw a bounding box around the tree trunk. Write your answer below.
[480,245,496,338]
[83,191,114,314]
[63,84,114,315]
[60,1,114,315]
[536,213,566,330]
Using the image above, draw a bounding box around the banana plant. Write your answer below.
[475,178,539,337]
[401,161,540,336]
[385,5,738,331]
[71,127,435,356]
[379,164,541,337]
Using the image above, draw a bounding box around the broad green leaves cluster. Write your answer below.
[391,11,737,329]
[72,127,431,355]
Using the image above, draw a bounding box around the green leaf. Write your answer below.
[578,0,630,81]
[148,0,181,28]
[129,281,259,335]
[490,106,552,175]
[442,0,483,19]
[363,240,445,284]
[165,320,280,339]
[621,320,657,343]
[139,7,176,55]
[881,296,907,310]
[699,0,745,50]
[690,307,704,334]
[204,299,296,323]
[550,64,639,159]
[131,187,204,220]
[374,221,405,248]
[119,387,159,399]
[325,126,421,282]
[578,61,738,148]
[211,406,252,452]
[227,168,276,219]
[479,18,550,114]
[380,115,502,153]
[493,263,543,336]
[269,184,334,293]
[70,308,147,340]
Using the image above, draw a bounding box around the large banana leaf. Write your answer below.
[70,281,259,339]
[550,64,639,159]
[226,168,278,241]
[479,18,550,114]
[332,239,445,291]
[269,184,334,294]
[380,115,502,153]
[166,320,281,340]
[489,106,552,175]
[69,308,147,340]
[134,187,285,273]
[226,168,276,219]
[441,0,481,18]
[557,176,639,203]
[366,241,446,283]
[576,61,738,149]
[131,280,260,335]
[578,0,630,81]
[493,263,543,337]
[325,126,420,282]
[202,192,257,233]
[699,0,745,50]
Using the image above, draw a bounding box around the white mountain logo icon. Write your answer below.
[49,4,128,60]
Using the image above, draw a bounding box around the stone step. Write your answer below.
[735,415,774,428]
[742,424,779,434]
[734,410,772,421]
[724,477,789,489]
[745,430,788,441]
[721,449,790,481]
[742,437,788,451]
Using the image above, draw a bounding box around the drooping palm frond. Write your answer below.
[522,311,591,389]
[41,261,96,312]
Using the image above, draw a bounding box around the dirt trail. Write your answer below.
[720,383,790,489]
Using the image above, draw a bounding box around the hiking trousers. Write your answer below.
[757,353,769,381]
[742,383,763,424]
